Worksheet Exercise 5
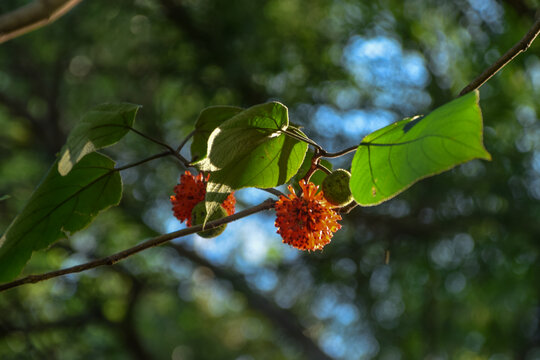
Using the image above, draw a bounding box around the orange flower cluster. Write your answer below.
[170,171,235,226]
[275,180,342,251]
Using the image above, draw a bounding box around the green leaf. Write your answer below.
[58,103,141,176]
[190,106,243,162]
[196,102,308,222]
[350,90,491,206]
[0,152,122,282]
[0,195,10,202]
[205,134,308,222]
[193,102,290,172]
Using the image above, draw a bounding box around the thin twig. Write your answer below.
[459,17,540,96]
[314,18,540,159]
[303,152,321,183]
[282,129,322,150]
[319,145,358,158]
[176,129,195,153]
[0,0,83,44]
[114,151,172,172]
[316,163,332,175]
[0,199,276,293]
[127,126,189,166]
[338,201,358,214]
[260,187,286,197]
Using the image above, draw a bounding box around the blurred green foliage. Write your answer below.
[1,0,540,359]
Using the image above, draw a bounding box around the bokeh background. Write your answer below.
[1,0,540,359]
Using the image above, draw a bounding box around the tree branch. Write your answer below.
[0,0,83,44]
[0,199,276,293]
[459,17,540,96]
[311,18,540,160]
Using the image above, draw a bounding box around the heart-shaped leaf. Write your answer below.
[193,102,290,172]
[350,90,490,206]
[0,152,122,282]
[195,102,308,222]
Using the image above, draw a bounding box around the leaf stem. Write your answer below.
[319,139,428,159]
[319,145,358,158]
[281,129,322,150]
[338,201,358,214]
[303,148,322,183]
[459,17,540,96]
[114,151,173,172]
[127,126,189,166]
[176,129,195,153]
[0,199,276,293]
[316,162,332,175]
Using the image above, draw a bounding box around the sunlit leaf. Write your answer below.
[193,102,290,171]
[350,90,490,206]
[0,153,122,282]
[197,102,308,222]
[58,103,140,176]
[190,106,243,162]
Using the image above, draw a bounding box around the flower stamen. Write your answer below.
[274,180,341,251]
[170,170,235,226]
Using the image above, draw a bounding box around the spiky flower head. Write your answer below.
[170,170,235,226]
[275,180,342,251]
